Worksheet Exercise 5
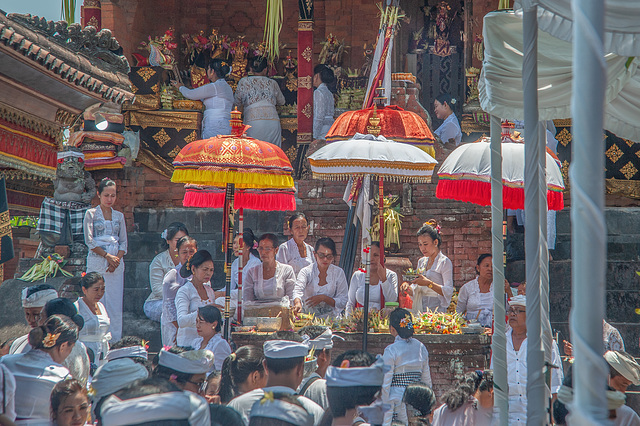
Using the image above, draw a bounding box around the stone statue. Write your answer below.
[36,149,95,258]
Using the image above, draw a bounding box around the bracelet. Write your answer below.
[103,252,108,258]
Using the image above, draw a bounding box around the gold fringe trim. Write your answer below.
[308,158,436,171]
[311,171,432,183]
[0,102,63,145]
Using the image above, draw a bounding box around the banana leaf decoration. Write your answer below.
[61,0,76,25]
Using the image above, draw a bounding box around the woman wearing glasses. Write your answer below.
[243,234,296,303]
[292,237,348,318]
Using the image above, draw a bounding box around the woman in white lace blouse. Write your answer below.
[233,57,285,146]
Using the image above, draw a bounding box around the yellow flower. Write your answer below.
[43,332,60,348]
[260,391,275,404]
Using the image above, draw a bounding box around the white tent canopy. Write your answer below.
[514,0,640,57]
[478,10,640,142]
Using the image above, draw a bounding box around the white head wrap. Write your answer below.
[100,391,210,426]
[57,150,84,160]
[605,351,640,386]
[106,346,148,361]
[21,286,58,308]
[326,354,390,387]
[91,358,149,401]
[263,340,309,359]
[250,392,313,426]
[158,348,214,374]
[303,328,345,351]
[557,384,626,410]
[508,295,527,308]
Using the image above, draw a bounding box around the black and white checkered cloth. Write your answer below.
[37,197,88,237]
[390,371,423,387]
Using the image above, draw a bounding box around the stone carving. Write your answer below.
[37,148,95,258]
[8,13,129,74]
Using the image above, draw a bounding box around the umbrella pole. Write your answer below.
[490,115,508,425]
[362,177,373,351]
[379,177,384,265]
[237,207,244,324]
[223,183,235,340]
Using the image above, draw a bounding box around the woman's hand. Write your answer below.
[400,281,413,296]
[214,291,225,299]
[292,299,303,314]
[306,295,330,307]
[170,80,183,89]
[563,340,573,357]
[105,253,120,269]
[412,274,431,288]
[504,279,513,298]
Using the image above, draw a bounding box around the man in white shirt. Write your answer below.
[501,295,564,426]
[227,332,325,425]
[604,350,640,425]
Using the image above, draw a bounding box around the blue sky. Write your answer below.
[0,0,82,23]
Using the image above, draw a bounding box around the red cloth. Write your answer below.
[81,1,102,30]
[0,118,57,169]
[297,20,313,144]
[183,187,296,211]
[435,179,564,211]
[326,105,434,145]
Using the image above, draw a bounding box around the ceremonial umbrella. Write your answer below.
[435,134,565,210]
[308,129,437,350]
[172,109,295,339]
[326,104,436,156]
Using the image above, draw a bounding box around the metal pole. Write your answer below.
[570,0,608,422]
[490,115,508,426]
[223,183,235,340]
[237,207,244,323]
[522,5,546,425]
[362,175,372,351]
[379,177,384,265]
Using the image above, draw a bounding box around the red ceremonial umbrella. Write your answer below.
[172,109,295,337]
[326,104,435,156]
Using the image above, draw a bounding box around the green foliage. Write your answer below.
[10,216,38,229]
[61,0,76,25]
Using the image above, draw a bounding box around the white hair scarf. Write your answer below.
[326,354,389,387]
[100,391,210,426]
[21,287,58,308]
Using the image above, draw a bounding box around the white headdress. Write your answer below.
[263,340,309,359]
[158,348,214,374]
[21,286,58,308]
[303,328,345,351]
[91,358,149,401]
[106,345,148,362]
[325,354,389,387]
[100,391,210,426]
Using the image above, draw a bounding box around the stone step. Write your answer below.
[555,207,640,237]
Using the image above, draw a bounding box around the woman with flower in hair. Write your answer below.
[382,308,431,425]
[83,177,127,341]
[175,250,216,345]
[172,58,234,138]
[400,219,454,313]
[433,93,462,146]
[0,315,79,424]
[144,222,189,323]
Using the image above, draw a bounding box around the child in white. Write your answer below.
[382,308,432,425]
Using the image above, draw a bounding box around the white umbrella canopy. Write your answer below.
[436,137,565,210]
[515,0,640,57]
[308,133,438,183]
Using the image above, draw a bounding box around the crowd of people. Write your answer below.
[1,172,638,425]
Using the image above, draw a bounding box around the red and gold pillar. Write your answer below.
[81,0,102,30]
[297,0,314,145]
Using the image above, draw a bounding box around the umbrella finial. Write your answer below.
[501,120,514,138]
[230,107,245,137]
[373,82,387,108]
[367,104,382,137]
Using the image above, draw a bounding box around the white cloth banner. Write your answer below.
[514,0,640,57]
[478,11,640,142]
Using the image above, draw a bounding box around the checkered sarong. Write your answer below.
[36,197,88,237]
[390,371,422,387]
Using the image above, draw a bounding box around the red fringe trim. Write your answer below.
[0,121,57,168]
[183,189,296,211]
[435,179,564,211]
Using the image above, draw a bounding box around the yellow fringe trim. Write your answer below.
[171,169,294,189]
